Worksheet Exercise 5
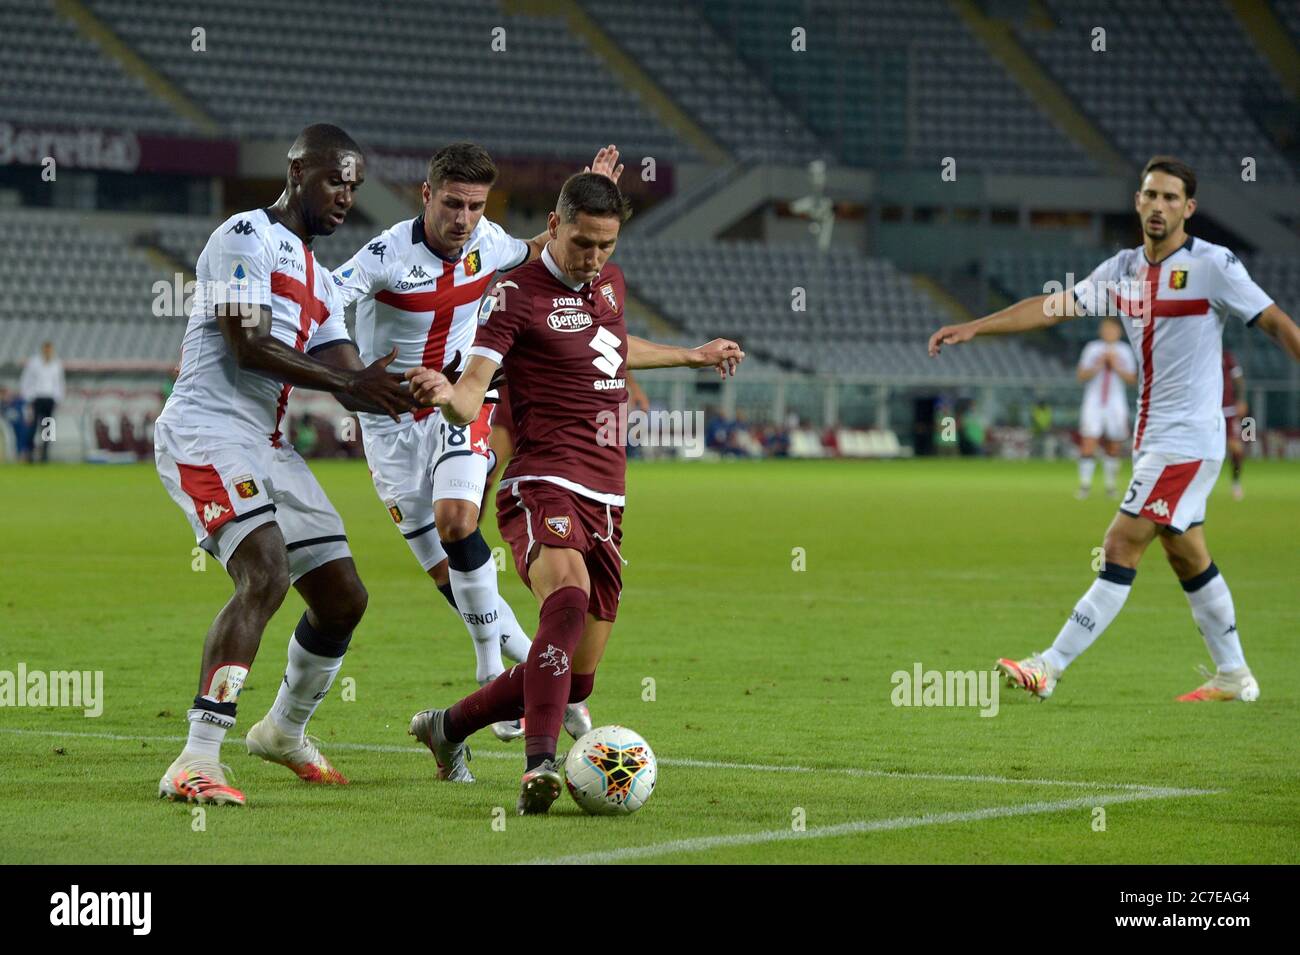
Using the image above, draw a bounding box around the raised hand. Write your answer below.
[585,144,624,185]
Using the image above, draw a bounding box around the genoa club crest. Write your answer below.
[1169,269,1188,290]
[233,475,259,499]
[386,500,403,524]
[545,516,572,539]
[599,283,619,313]
[464,249,482,277]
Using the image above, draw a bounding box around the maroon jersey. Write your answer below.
[1222,349,1242,411]
[468,246,628,502]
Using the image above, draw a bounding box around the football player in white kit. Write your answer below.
[331,142,623,742]
[929,156,1300,703]
[1075,317,1136,498]
[154,125,421,804]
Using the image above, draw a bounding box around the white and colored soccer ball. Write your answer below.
[564,725,657,815]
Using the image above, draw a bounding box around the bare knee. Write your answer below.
[313,577,369,634]
[434,500,479,542]
[231,550,290,613]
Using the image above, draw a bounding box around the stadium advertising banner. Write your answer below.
[0,121,238,177]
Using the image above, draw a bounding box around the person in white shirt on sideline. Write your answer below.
[19,341,65,464]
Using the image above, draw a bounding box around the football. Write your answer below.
[564,725,657,815]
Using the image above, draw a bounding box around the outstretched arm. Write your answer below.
[627,336,745,378]
[928,291,1078,356]
[217,306,416,420]
[405,354,498,425]
[1255,304,1300,363]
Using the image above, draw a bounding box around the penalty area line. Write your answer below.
[0,727,1223,796]
[521,787,1220,865]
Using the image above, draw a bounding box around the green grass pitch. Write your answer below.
[1,458,1296,864]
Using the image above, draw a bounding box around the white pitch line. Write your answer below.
[0,726,1212,794]
[522,787,1220,866]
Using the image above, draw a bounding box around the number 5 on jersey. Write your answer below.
[590,326,623,378]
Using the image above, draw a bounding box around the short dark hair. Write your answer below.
[426,142,497,190]
[1140,155,1197,199]
[556,172,631,223]
[288,124,363,167]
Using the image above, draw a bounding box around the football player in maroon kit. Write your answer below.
[404,172,744,813]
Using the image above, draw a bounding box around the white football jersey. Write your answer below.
[159,209,350,447]
[1078,339,1136,410]
[1072,237,1272,460]
[331,215,528,434]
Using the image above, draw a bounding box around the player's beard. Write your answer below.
[1144,215,1168,239]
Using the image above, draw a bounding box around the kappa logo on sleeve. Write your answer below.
[545,515,572,538]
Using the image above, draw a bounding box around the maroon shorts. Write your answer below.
[497,480,624,622]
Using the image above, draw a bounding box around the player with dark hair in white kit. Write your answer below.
[154,124,418,805]
[929,156,1300,703]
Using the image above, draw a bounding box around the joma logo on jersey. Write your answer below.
[548,308,593,333]
[464,249,482,276]
[1144,498,1171,518]
[1170,270,1189,290]
[545,515,572,538]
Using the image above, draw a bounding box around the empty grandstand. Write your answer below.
[1,0,1297,464]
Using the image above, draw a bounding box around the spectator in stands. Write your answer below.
[1031,398,1055,459]
[705,406,731,453]
[19,342,64,464]
[0,388,30,462]
[293,414,319,458]
[956,398,985,457]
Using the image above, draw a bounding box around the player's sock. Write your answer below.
[269,614,349,737]
[496,596,533,664]
[569,672,594,703]
[523,586,588,761]
[1042,564,1135,674]
[444,665,525,743]
[443,530,508,682]
[1078,457,1096,490]
[1181,562,1246,671]
[185,698,236,759]
[1231,450,1243,483]
[439,577,533,667]
[1102,455,1119,491]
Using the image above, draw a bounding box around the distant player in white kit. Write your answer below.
[154,125,419,804]
[929,156,1300,702]
[331,142,623,740]
[1075,317,1136,498]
